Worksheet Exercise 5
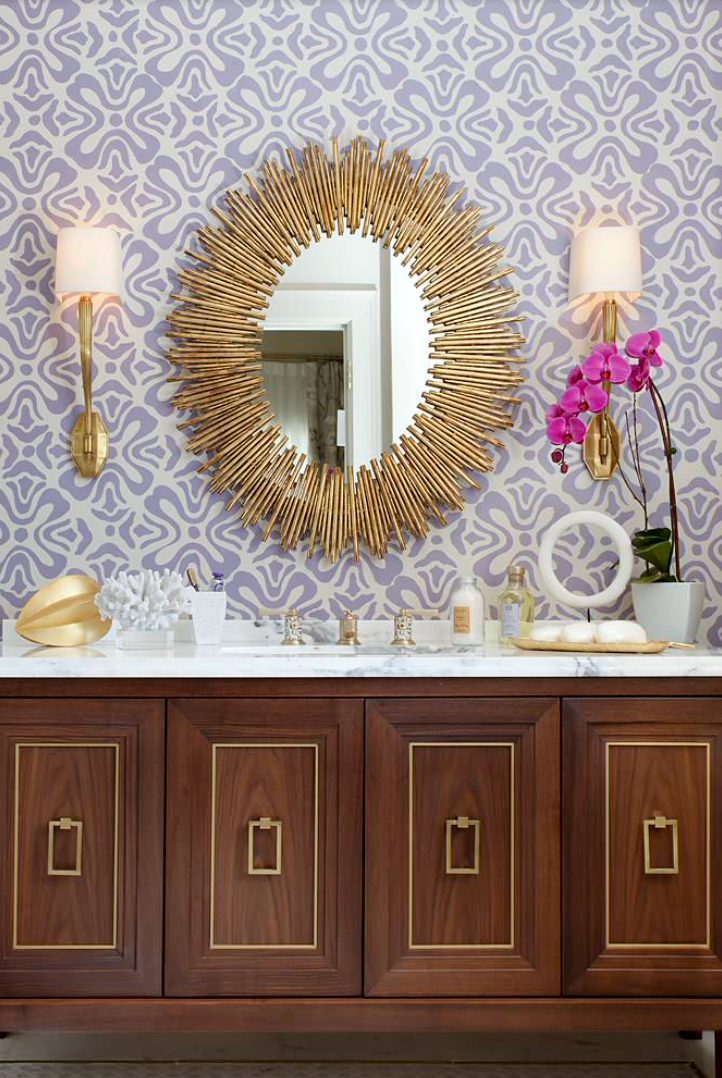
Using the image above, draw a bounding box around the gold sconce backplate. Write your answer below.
[16,574,112,647]
[169,136,525,561]
[71,410,109,478]
[583,411,622,481]
[583,297,621,480]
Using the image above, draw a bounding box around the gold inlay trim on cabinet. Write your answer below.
[605,740,711,951]
[209,742,319,950]
[408,741,516,950]
[13,742,120,951]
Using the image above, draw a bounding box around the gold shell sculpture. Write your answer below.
[169,136,525,561]
[16,575,112,647]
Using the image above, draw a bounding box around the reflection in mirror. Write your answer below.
[261,232,430,469]
[261,330,345,469]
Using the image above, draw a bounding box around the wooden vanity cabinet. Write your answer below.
[365,697,560,996]
[165,698,363,996]
[564,697,722,996]
[3,679,722,1047]
[0,699,164,997]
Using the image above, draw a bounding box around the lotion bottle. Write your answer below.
[498,564,535,644]
[449,576,485,645]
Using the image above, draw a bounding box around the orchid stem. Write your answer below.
[649,380,682,581]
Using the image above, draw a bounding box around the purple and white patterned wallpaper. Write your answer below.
[1,0,721,640]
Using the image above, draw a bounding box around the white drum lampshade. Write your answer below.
[55,227,121,297]
[569,225,642,301]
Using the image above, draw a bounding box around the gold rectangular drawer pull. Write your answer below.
[47,817,83,877]
[247,816,283,876]
[445,815,481,875]
[643,813,679,875]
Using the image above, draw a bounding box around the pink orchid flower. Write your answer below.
[547,413,587,445]
[561,379,608,415]
[627,357,652,393]
[582,342,631,385]
[626,329,663,367]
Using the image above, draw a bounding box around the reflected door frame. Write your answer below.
[264,287,378,468]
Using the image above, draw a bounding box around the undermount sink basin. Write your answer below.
[216,642,477,656]
[221,643,397,655]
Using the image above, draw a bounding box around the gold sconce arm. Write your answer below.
[583,293,622,480]
[602,295,618,342]
[79,295,94,454]
[71,294,109,478]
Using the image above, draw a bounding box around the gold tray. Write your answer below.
[510,638,671,655]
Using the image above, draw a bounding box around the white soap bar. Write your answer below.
[530,624,564,642]
[560,622,598,644]
[596,620,647,644]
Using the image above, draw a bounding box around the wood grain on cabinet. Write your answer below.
[2,677,720,701]
[564,697,722,996]
[365,697,560,996]
[0,699,164,997]
[165,698,363,996]
[5,995,722,1034]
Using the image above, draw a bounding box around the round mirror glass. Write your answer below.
[261,232,431,469]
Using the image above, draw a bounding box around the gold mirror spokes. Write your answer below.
[169,137,525,561]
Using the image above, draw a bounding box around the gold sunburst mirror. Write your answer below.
[168,137,525,561]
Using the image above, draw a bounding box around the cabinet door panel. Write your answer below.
[165,699,363,996]
[15,743,118,949]
[0,699,164,997]
[365,697,560,997]
[564,697,722,996]
[213,743,317,948]
[411,742,513,949]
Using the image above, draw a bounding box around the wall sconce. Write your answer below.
[569,225,642,480]
[56,227,121,478]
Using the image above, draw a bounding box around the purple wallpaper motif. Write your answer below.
[0,0,721,641]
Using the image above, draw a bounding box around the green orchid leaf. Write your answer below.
[632,527,673,577]
[633,527,672,546]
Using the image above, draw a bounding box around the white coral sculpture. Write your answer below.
[95,569,192,631]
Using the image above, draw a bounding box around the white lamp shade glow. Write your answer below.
[55,227,121,297]
[569,225,642,300]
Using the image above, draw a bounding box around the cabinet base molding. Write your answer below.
[3,998,722,1034]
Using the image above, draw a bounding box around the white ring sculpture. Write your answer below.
[538,510,633,610]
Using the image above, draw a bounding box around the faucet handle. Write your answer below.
[281,608,304,646]
[259,607,305,646]
[391,607,439,648]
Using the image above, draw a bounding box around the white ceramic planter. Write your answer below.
[117,628,175,650]
[631,581,705,644]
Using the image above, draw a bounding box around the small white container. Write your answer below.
[191,591,227,645]
[449,576,485,645]
[117,628,174,650]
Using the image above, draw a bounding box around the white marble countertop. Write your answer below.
[0,640,721,679]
